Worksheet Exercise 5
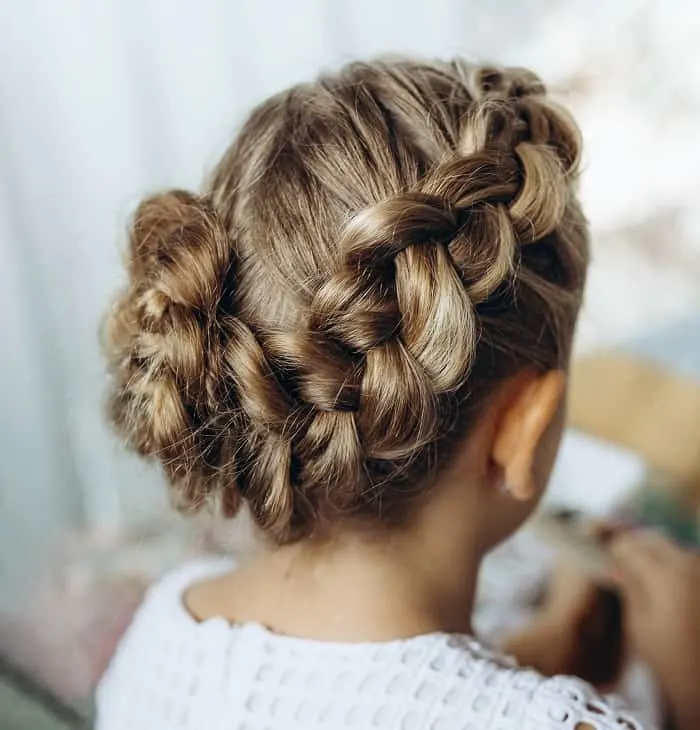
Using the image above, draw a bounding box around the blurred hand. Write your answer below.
[609,530,700,730]
[539,559,600,626]
[502,560,622,683]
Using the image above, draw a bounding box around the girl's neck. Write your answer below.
[188,516,485,643]
[265,531,481,639]
[187,467,501,642]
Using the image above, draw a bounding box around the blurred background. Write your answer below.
[1,0,699,725]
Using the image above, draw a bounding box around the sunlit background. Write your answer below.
[1,0,698,725]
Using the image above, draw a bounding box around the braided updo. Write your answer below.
[105,59,588,543]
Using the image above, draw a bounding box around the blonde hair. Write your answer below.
[105,59,588,543]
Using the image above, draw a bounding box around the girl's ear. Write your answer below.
[491,370,566,501]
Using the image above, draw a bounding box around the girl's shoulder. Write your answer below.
[95,557,236,728]
[122,555,237,635]
[95,559,652,730]
[515,672,645,729]
[399,635,649,730]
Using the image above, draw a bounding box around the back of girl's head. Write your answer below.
[105,58,588,543]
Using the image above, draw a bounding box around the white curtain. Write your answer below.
[1,0,698,611]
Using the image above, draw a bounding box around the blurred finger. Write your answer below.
[608,528,670,566]
[606,531,665,600]
[613,528,687,575]
[584,520,627,545]
[545,559,599,620]
[632,529,688,564]
[605,562,645,605]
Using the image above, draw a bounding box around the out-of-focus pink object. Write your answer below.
[0,513,257,703]
[0,573,144,700]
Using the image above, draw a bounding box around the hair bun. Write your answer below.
[128,190,231,315]
[104,190,236,503]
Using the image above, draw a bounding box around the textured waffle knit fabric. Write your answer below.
[96,559,650,730]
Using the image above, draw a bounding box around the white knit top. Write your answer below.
[96,559,651,730]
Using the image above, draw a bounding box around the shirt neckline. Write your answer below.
[166,556,504,662]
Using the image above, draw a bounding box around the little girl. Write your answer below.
[96,58,700,729]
